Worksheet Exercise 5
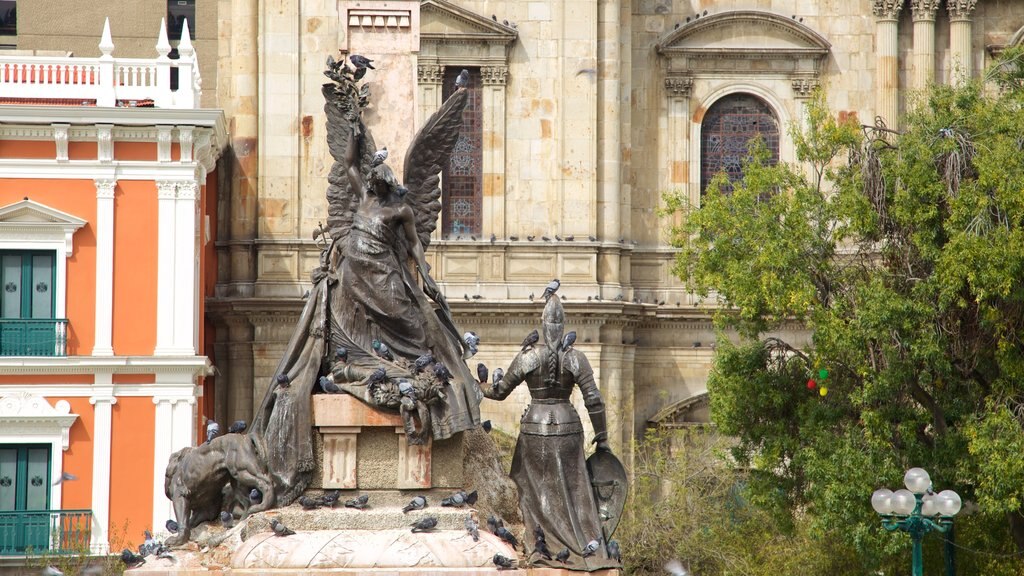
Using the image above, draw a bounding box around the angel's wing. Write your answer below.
[323,83,376,246]
[402,88,469,249]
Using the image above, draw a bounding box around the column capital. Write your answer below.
[156,180,178,199]
[481,65,509,86]
[664,76,693,97]
[88,396,118,406]
[946,0,977,21]
[94,179,117,199]
[909,0,940,20]
[872,0,905,20]
[417,63,443,85]
[791,77,820,98]
[177,180,199,201]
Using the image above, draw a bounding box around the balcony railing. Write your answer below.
[0,17,201,109]
[0,319,68,356]
[0,509,92,556]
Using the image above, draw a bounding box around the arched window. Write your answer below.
[700,94,779,194]
[441,67,482,237]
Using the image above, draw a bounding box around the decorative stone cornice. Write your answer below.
[481,65,508,86]
[417,64,443,85]
[664,76,693,96]
[946,0,978,20]
[0,393,78,450]
[791,77,820,97]
[909,0,941,20]
[872,0,905,20]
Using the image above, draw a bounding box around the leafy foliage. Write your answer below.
[666,51,1024,573]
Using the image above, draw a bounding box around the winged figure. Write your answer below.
[250,56,482,505]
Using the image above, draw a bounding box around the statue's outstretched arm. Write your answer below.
[483,354,527,401]
[572,351,610,451]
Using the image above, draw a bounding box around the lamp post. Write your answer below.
[871,467,961,576]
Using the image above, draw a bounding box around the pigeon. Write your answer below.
[372,146,388,167]
[510,235,519,241]
[335,347,348,362]
[455,69,470,88]
[413,352,435,373]
[205,421,219,444]
[299,495,322,510]
[403,495,427,513]
[276,373,290,387]
[228,420,247,434]
[319,376,341,394]
[490,233,496,243]
[487,515,503,532]
[495,525,519,549]
[220,511,234,528]
[562,331,577,352]
[165,519,179,534]
[53,472,78,485]
[349,54,375,69]
[270,518,295,537]
[321,490,340,508]
[397,379,416,399]
[463,331,480,354]
[411,516,438,532]
[588,235,597,241]
[492,368,504,384]
[372,339,393,361]
[556,548,570,563]
[542,235,552,242]
[528,292,534,301]
[566,234,575,241]
[477,363,488,383]
[527,235,536,241]
[249,488,263,505]
[366,367,388,386]
[607,539,622,563]
[543,279,561,301]
[433,362,452,383]
[465,514,480,541]
[141,530,158,556]
[521,329,539,351]
[120,549,146,567]
[344,494,370,509]
[493,554,517,569]
[534,526,553,560]
[441,490,470,507]
[664,559,690,576]
[481,420,492,433]
[582,538,600,557]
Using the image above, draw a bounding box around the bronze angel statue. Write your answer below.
[250,57,482,505]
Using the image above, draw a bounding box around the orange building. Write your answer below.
[0,19,225,555]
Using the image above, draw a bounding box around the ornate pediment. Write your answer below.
[0,198,87,226]
[0,392,79,450]
[420,0,517,45]
[657,10,829,75]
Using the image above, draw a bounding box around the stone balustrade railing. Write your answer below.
[0,17,200,109]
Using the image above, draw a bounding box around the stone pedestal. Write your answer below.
[312,394,464,490]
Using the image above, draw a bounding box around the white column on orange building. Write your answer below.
[92,179,116,356]
[174,181,198,354]
[947,0,978,84]
[910,1,940,90]
[151,396,174,531]
[154,181,177,355]
[89,374,116,553]
[873,0,904,129]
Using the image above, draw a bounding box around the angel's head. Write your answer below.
[367,163,403,200]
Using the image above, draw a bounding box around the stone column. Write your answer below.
[225,316,254,422]
[947,0,978,84]
[154,181,177,355]
[151,397,174,531]
[662,77,692,237]
[597,0,621,251]
[88,377,116,554]
[227,0,259,298]
[873,0,904,129]
[92,179,116,356]
[174,181,199,355]
[481,65,509,239]
[910,1,940,90]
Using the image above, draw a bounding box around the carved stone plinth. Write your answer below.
[312,394,462,490]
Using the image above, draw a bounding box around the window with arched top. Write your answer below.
[700,94,780,194]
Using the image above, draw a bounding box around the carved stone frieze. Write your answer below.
[947,0,978,20]
[872,0,905,19]
[53,124,69,162]
[791,77,820,97]
[417,63,443,85]
[481,65,509,86]
[664,76,693,97]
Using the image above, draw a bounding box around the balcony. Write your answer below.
[0,509,92,556]
[0,17,200,109]
[0,319,67,357]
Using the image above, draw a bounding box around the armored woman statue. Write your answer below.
[481,295,622,570]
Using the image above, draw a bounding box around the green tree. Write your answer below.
[667,48,1024,573]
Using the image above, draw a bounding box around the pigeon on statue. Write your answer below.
[402,495,427,513]
[521,329,539,351]
[270,518,295,537]
[228,420,247,434]
[372,146,388,167]
[455,69,470,89]
[349,54,375,70]
[562,331,577,352]
[205,421,219,444]
[465,514,480,541]
[543,279,561,301]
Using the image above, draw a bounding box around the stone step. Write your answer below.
[299,488,491,511]
[250,502,488,534]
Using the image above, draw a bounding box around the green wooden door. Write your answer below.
[0,251,57,356]
[0,445,51,554]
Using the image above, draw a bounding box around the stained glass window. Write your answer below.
[700,94,779,194]
[441,67,482,237]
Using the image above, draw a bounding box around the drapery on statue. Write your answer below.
[481,295,625,571]
[249,56,483,505]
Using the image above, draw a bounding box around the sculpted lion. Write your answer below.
[163,433,275,546]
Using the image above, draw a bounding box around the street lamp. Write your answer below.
[871,467,961,576]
